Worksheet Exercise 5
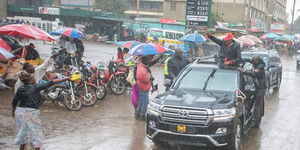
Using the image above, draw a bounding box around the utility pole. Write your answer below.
[291,0,296,34]
[136,0,140,18]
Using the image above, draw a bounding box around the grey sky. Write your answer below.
[286,0,300,23]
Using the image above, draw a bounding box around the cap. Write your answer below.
[224,33,233,41]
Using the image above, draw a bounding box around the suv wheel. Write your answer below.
[273,73,281,91]
[227,119,242,150]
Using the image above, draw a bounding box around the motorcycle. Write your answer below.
[51,47,80,69]
[97,59,127,95]
[75,62,99,105]
[40,72,82,111]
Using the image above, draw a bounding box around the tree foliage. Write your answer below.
[95,0,128,15]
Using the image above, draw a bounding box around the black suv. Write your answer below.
[146,57,263,150]
[242,49,282,91]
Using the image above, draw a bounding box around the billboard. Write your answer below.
[186,0,211,26]
[60,0,95,7]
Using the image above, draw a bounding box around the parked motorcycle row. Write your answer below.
[40,47,131,111]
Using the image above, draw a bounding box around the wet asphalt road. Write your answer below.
[1,42,300,150]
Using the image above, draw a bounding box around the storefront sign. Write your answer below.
[270,23,285,32]
[249,18,267,32]
[38,7,60,15]
[186,0,211,26]
[160,18,176,24]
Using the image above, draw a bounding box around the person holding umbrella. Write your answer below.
[204,27,241,68]
[135,56,152,120]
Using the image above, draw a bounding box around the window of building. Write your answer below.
[170,2,176,11]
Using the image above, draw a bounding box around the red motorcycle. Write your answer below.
[96,59,127,95]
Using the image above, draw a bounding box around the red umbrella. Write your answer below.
[0,38,11,51]
[0,24,54,41]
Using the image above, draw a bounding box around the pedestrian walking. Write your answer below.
[135,56,152,120]
[12,72,69,150]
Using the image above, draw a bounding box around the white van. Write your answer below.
[147,28,184,48]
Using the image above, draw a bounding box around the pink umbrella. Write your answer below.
[0,24,54,41]
[245,35,263,44]
[237,36,256,47]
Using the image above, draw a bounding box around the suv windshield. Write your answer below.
[174,68,238,92]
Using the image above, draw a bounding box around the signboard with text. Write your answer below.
[38,7,60,15]
[160,18,176,24]
[186,0,211,26]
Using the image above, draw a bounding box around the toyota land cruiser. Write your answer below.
[146,57,263,150]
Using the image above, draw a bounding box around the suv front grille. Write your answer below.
[161,106,208,125]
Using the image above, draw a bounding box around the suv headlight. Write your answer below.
[213,108,236,121]
[147,101,161,116]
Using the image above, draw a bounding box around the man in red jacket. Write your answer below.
[135,56,152,120]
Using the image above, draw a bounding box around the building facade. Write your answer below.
[125,0,164,19]
[162,0,287,29]
[163,0,186,22]
[0,0,7,18]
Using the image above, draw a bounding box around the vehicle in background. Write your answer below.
[147,57,264,150]
[6,16,63,32]
[147,28,184,48]
[241,49,282,91]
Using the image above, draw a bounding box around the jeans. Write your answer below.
[136,89,149,119]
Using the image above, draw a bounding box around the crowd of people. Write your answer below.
[4,26,295,150]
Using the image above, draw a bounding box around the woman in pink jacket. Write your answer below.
[135,56,151,120]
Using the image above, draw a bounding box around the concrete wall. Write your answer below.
[0,0,7,18]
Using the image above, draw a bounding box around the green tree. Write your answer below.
[95,0,128,15]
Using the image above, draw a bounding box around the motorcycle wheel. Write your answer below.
[79,85,97,106]
[96,84,107,100]
[110,76,125,95]
[63,94,82,111]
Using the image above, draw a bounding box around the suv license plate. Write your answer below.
[177,125,187,133]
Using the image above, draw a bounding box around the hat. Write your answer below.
[224,33,233,41]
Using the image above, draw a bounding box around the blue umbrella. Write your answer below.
[129,43,168,56]
[179,34,206,43]
[265,33,279,39]
[282,34,297,41]
[49,29,84,40]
